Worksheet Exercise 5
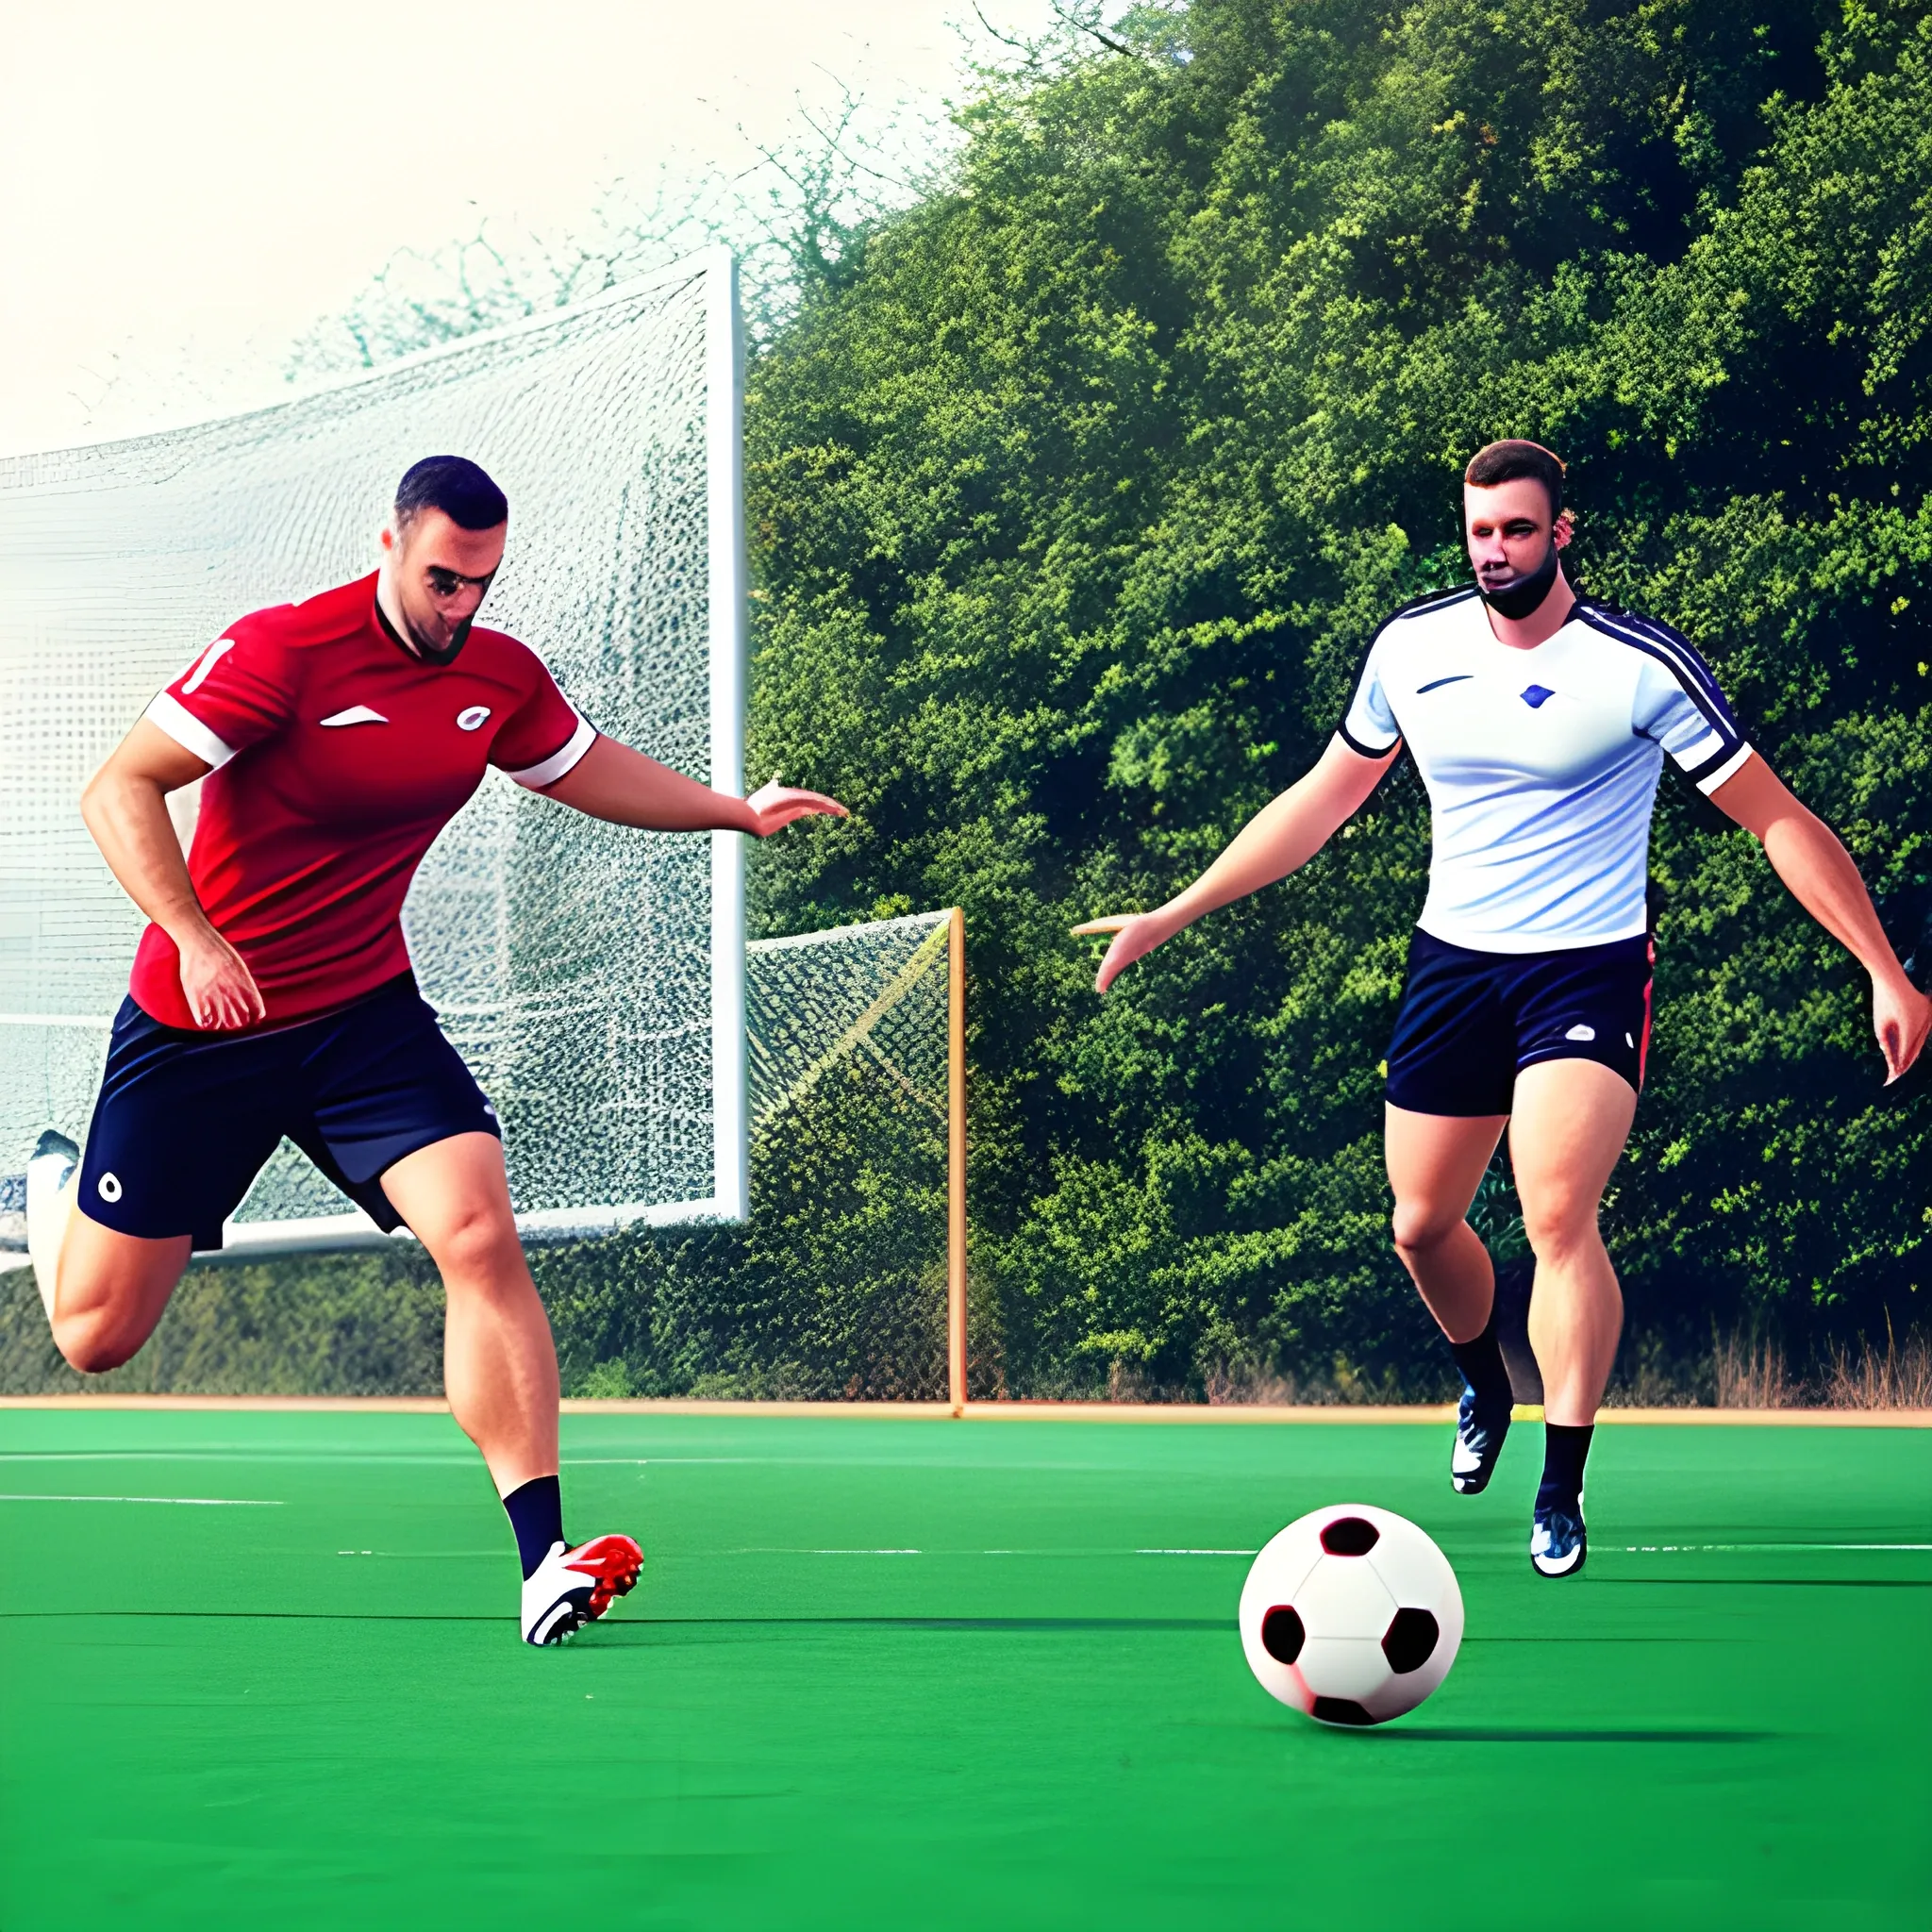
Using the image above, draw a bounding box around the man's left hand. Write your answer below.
[744,778,848,837]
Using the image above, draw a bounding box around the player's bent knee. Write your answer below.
[51,1310,142,1375]
[1521,1201,1603,1264]
[1391,1201,1466,1256]
[424,1207,525,1284]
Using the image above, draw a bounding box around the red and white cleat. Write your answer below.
[520,1533,643,1645]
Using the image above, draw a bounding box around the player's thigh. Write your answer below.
[1507,1058,1637,1243]
[1385,1103,1507,1247]
[76,997,291,1255]
[294,977,502,1239]
[378,1132,523,1280]
[55,1212,192,1364]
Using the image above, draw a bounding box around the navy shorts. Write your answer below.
[1385,928,1655,1118]
[78,973,499,1250]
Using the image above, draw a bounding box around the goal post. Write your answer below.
[0,249,750,1251]
[949,904,967,1414]
[0,239,973,1410]
[708,252,750,1228]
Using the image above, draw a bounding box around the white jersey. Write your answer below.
[1338,585,1753,952]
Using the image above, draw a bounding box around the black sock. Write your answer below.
[1449,1306,1512,1408]
[1537,1423,1594,1515]
[502,1474,564,1579]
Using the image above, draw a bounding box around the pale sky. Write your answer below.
[0,0,1058,456]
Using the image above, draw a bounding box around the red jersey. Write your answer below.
[133,571,594,1030]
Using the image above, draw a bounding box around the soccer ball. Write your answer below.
[1239,1503,1463,1726]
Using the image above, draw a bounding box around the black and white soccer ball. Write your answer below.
[1239,1504,1464,1726]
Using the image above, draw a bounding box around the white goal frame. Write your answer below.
[0,249,749,1257]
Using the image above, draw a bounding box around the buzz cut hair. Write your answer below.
[394,455,508,532]
[1464,439,1565,518]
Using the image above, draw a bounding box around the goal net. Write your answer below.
[0,908,968,1406]
[0,250,747,1250]
[739,908,960,1400]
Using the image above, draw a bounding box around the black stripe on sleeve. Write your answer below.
[1575,604,1743,750]
[1682,739,1749,787]
[1391,583,1481,622]
[1337,719,1400,758]
[1336,622,1404,758]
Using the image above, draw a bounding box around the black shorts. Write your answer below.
[1385,927,1655,1118]
[77,972,499,1251]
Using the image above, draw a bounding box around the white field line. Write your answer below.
[719,1547,1241,1558]
[0,1492,281,1507]
[0,1453,754,1470]
[710,1541,1932,1559]
[1620,1542,1932,1553]
[0,1450,1236,1474]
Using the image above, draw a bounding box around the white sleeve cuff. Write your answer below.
[505,713,596,790]
[144,691,237,770]
[1693,741,1754,795]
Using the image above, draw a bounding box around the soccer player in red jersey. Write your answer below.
[25,456,844,1643]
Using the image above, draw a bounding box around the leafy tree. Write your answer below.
[51,0,1921,1403]
[746,0,1932,1396]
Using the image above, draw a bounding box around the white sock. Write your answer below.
[25,1141,79,1328]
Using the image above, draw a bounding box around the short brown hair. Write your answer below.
[1464,440,1565,518]
[395,455,508,532]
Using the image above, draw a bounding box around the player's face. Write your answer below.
[385,509,508,655]
[1463,478,1563,592]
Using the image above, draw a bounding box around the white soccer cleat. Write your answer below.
[1530,1502,1588,1578]
[25,1130,80,1326]
[520,1532,644,1645]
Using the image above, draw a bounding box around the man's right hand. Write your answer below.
[175,924,266,1031]
[1071,910,1182,993]
[1874,971,1932,1085]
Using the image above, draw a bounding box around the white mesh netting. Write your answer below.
[747,909,952,1134]
[741,908,956,1400]
[0,254,741,1238]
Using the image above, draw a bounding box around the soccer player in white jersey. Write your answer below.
[25,456,845,1641]
[1076,440,1930,1576]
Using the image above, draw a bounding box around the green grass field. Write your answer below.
[1,1408,1927,1931]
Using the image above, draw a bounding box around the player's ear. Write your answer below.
[379,524,397,556]
[1552,508,1574,550]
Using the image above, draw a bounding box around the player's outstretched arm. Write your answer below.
[81,720,266,1030]
[1709,755,1931,1083]
[538,735,848,837]
[1074,735,1400,992]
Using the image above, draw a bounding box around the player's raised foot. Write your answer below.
[1530,1502,1587,1578]
[1450,1383,1511,1494]
[25,1129,79,1324]
[520,1532,643,1645]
